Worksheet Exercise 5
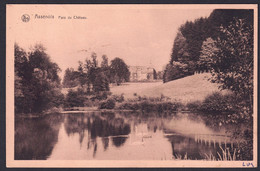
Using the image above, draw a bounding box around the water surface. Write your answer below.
[15,112,236,160]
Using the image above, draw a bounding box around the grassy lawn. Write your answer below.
[110,73,229,103]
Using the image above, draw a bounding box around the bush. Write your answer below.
[116,99,183,113]
[186,101,202,112]
[99,98,116,109]
[64,89,85,107]
[199,92,237,114]
[117,102,140,111]
[111,94,124,103]
[92,91,111,101]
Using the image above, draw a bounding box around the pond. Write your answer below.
[15,111,237,160]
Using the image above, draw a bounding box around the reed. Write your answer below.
[204,146,236,161]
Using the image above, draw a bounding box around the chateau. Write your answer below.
[128,66,155,81]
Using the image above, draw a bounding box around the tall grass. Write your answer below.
[172,152,188,160]
[204,146,237,161]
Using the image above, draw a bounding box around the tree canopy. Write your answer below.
[15,43,63,113]
[164,9,253,83]
[110,57,130,85]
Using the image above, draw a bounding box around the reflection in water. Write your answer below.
[102,137,109,151]
[15,112,236,160]
[166,134,236,160]
[15,114,64,160]
[112,137,128,147]
[64,112,131,149]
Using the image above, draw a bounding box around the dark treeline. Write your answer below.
[63,54,130,89]
[164,9,253,82]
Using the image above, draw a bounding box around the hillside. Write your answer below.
[110,73,229,103]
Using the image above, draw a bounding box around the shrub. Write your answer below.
[117,102,140,111]
[111,94,124,103]
[186,101,202,112]
[116,100,183,113]
[99,98,116,109]
[93,91,111,101]
[64,89,85,107]
[199,92,237,114]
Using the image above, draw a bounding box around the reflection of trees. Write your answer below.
[166,134,204,159]
[146,118,164,133]
[165,133,233,160]
[15,115,64,160]
[102,138,109,151]
[112,137,128,147]
[64,113,131,149]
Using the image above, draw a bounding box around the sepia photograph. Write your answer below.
[6,4,257,167]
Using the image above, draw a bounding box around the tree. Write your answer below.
[92,69,110,92]
[62,68,80,88]
[15,43,32,113]
[101,55,109,68]
[208,9,253,39]
[200,18,253,118]
[101,54,111,83]
[91,52,98,68]
[197,37,218,73]
[179,17,210,63]
[15,43,63,113]
[153,69,157,80]
[77,61,88,87]
[212,19,252,96]
[170,31,190,64]
[110,57,130,85]
[163,62,189,83]
[205,18,254,160]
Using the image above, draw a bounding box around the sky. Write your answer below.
[8,5,213,78]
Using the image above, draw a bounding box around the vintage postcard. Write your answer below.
[6,4,258,168]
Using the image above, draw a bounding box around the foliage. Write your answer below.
[165,9,253,83]
[199,92,237,114]
[62,68,80,88]
[64,89,85,107]
[186,91,253,160]
[111,94,125,103]
[91,91,111,101]
[204,146,237,161]
[197,38,218,72]
[15,43,63,113]
[101,55,109,68]
[99,98,116,109]
[110,57,130,85]
[64,88,111,108]
[153,69,157,80]
[200,19,253,111]
[186,101,202,112]
[163,62,192,83]
[117,96,183,113]
[170,31,189,64]
[208,9,253,39]
[179,17,210,63]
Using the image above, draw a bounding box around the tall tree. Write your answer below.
[91,52,98,68]
[101,55,109,68]
[204,18,253,107]
[62,68,79,88]
[110,57,130,85]
[15,43,63,113]
[170,31,189,64]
